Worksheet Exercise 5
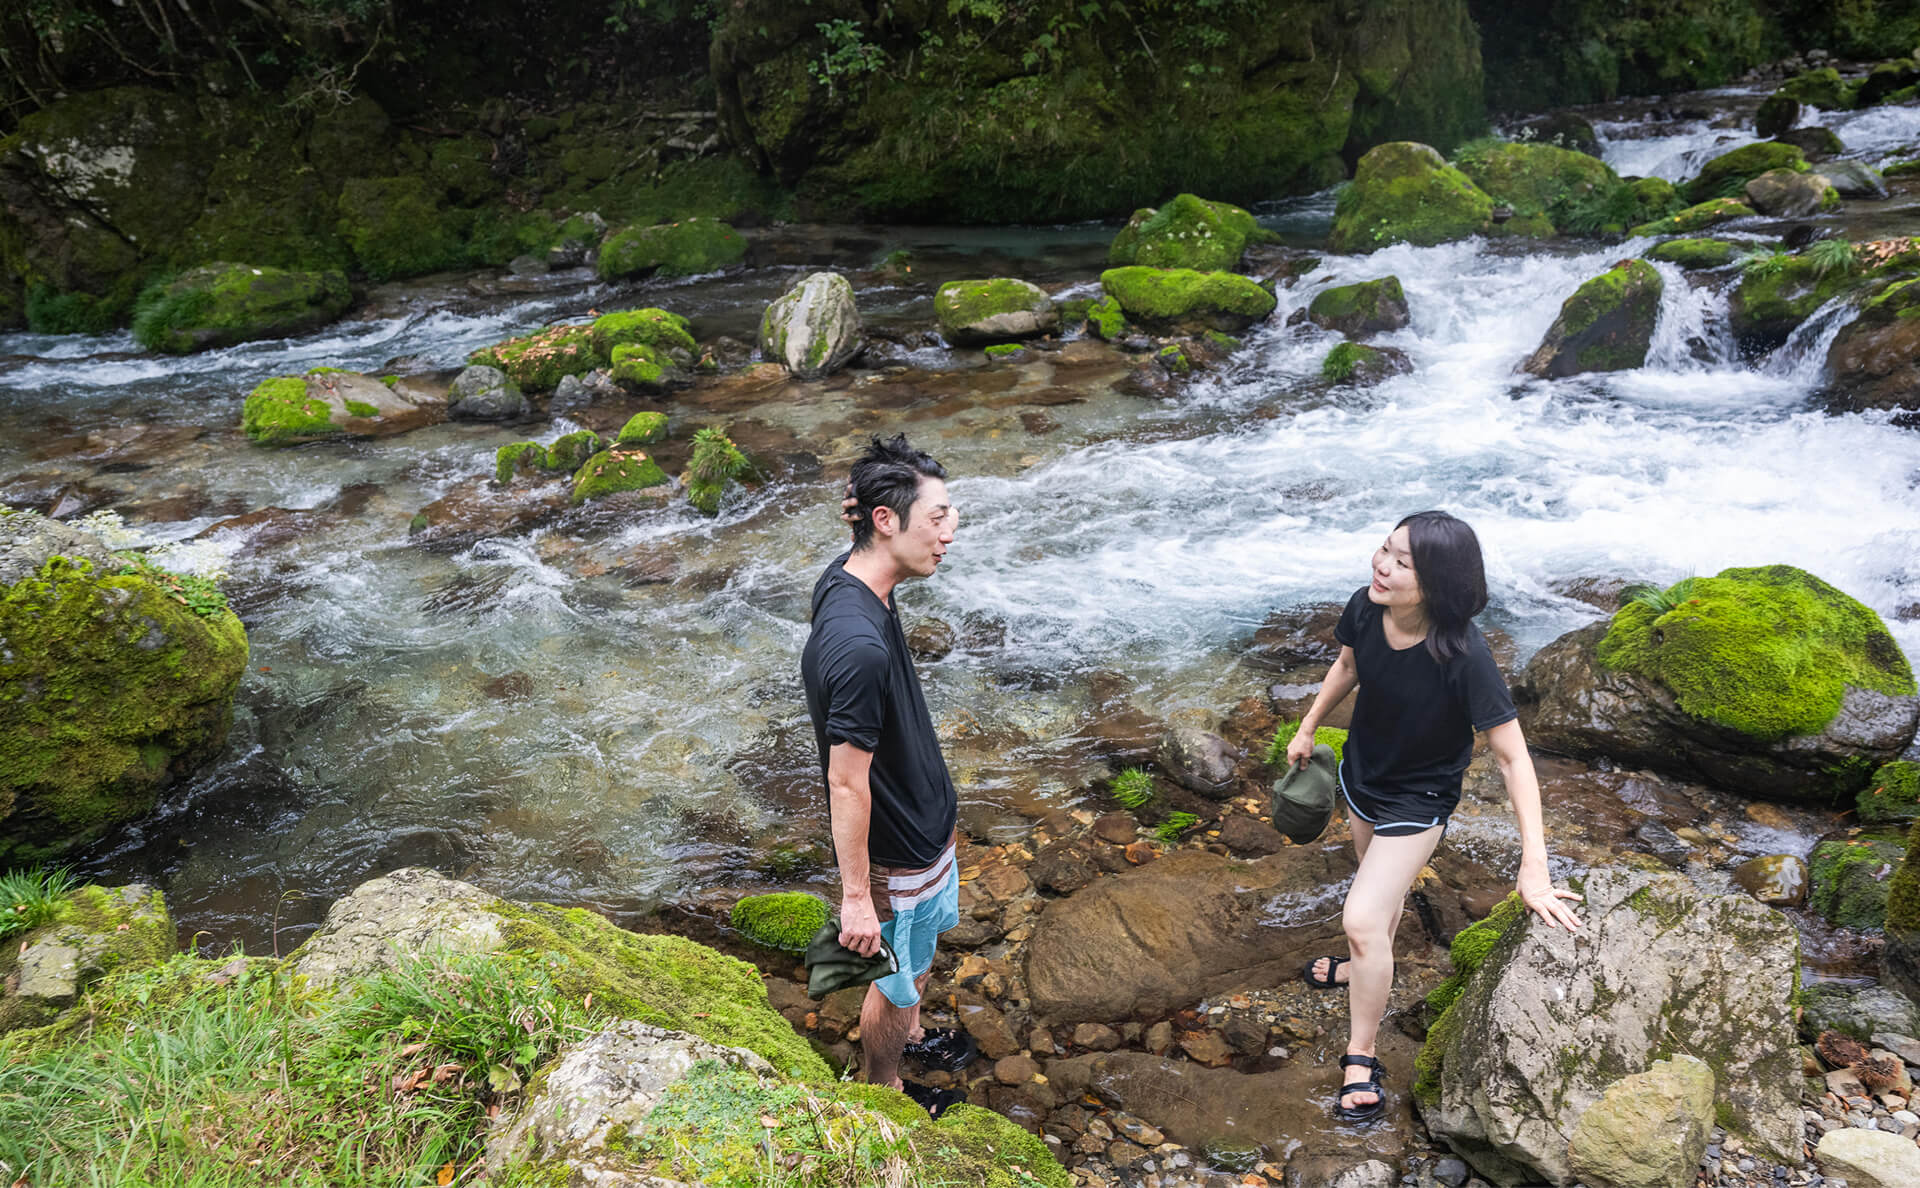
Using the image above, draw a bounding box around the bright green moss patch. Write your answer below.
[343,400,380,418]
[1086,295,1126,340]
[1451,139,1622,232]
[133,263,351,355]
[922,1103,1072,1187]
[1778,67,1857,111]
[1329,141,1494,253]
[1415,892,1525,1106]
[494,441,543,484]
[1648,238,1740,269]
[467,325,597,393]
[1107,193,1268,272]
[1099,267,1276,327]
[686,427,751,515]
[543,430,606,474]
[1156,344,1191,374]
[617,412,669,446]
[570,449,669,505]
[335,176,465,280]
[728,892,829,954]
[589,308,696,361]
[241,375,340,446]
[609,342,667,388]
[1809,835,1908,930]
[1265,718,1349,765]
[935,278,1049,332]
[1860,761,1920,824]
[985,343,1027,360]
[1684,143,1809,205]
[1629,198,1756,238]
[1321,342,1374,381]
[596,218,746,280]
[1595,566,1915,741]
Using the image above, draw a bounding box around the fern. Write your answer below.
[1739,249,1791,279]
[1620,575,1701,615]
[1807,237,1859,279]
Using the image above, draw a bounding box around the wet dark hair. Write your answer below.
[1396,509,1489,664]
[848,434,946,551]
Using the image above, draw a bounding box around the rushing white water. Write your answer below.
[1593,85,1920,180]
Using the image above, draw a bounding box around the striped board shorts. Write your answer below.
[865,835,960,1008]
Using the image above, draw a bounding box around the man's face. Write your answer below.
[882,476,956,579]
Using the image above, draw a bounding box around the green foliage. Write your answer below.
[1265,719,1349,766]
[1620,575,1701,615]
[113,551,231,620]
[1110,767,1154,810]
[809,19,888,98]
[0,865,77,941]
[728,892,830,954]
[24,285,120,335]
[1739,248,1791,280]
[1807,237,1860,280]
[1155,812,1201,843]
[687,426,750,514]
[1628,197,1755,238]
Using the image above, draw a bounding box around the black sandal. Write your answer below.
[1333,1053,1388,1123]
[1301,955,1349,990]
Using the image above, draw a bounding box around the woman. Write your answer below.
[1285,510,1582,1124]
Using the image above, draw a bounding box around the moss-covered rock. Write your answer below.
[1859,760,1920,826]
[1521,259,1663,378]
[241,369,440,445]
[0,883,174,1036]
[1415,893,1525,1107]
[1451,139,1624,235]
[1319,341,1412,386]
[241,375,343,446]
[608,343,691,393]
[1306,275,1410,337]
[617,412,670,447]
[131,262,351,354]
[728,892,829,954]
[1728,255,1857,353]
[589,308,697,365]
[494,441,546,485]
[1777,66,1858,112]
[1084,295,1126,340]
[934,278,1060,345]
[686,427,752,515]
[1647,238,1740,269]
[758,271,863,379]
[1329,141,1493,253]
[1887,819,1920,1002]
[1684,143,1809,205]
[1594,566,1915,743]
[1756,91,1801,138]
[1628,197,1755,238]
[570,449,671,506]
[1107,193,1271,272]
[468,324,598,393]
[596,218,747,280]
[335,176,465,280]
[1810,834,1908,930]
[1099,267,1276,334]
[544,430,607,474]
[1,516,247,862]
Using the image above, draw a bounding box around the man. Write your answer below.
[802,433,975,1115]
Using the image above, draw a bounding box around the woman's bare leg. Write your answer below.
[1339,823,1444,1109]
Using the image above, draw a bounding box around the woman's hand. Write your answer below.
[1283,728,1316,771]
[1517,856,1582,930]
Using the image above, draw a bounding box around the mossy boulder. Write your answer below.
[1859,58,1920,107]
[1859,761,1920,825]
[543,429,608,474]
[1084,295,1127,340]
[759,271,863,379]
[1809,834,1908,930]
[728,892,829,954]
[596,218,747,280]
[1777,66,1857,111]
[335,176,465,280]
[608,343,692,393]
[1,514,247,862]
[1683,143,1808,205]
[1328,141,1493,253]
[1516,566,1919,801]
[1415,893,1525,1108]
[1756,91,1801,138]
[131,263,351,354]
[241,375,342,446]
[446,364,531,422]
[1822,275,1920,414]
[0,883,174,1036]
[685,427,752,515]
[1319,341,1412,386]
[1305,276,1410,338]
[1728,255,1858,354]
[934,278,1060,345]
[1647,238,1740,269]
[1887,819,1920,1003]
[1521,258,1662,378]
[588,308,697,365]
[1451,140,1623,235]
[570,449,671,505]
[617,411,669,446]
[468,324,598,393]
[241,369,441,445]
[1107,194,1271,272]
[1099,267,1276,334]
[1628,197,1755,238]
[1743,168,1841,218]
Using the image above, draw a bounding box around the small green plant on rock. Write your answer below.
[1111,768,1154,810]
[687,426,751,514]
[1620,575,1700,614]
[1807,238,1860,280]
[1739,249,1791,280]
[0,866,78,941]
[1155,812,1201,843]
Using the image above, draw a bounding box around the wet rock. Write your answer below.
[1216,814,1286,857]
[447,364,532,421]
[1025,849,1349,1024]
[1821,161,1890,199]
[1099,267,1276,335]
[1305,276,1409,338]
[1628,197,1756,238]
[1329,1161,1396,1188]
[1246,603,1345,671]
[1053,1050,1307,1153]
[1825,276,1920,414]
[906,617,955,661]
[1422,869,1801,1185]
[1158,726,1239,800]
[1684,142,1809,205]
[1733,854,1810,906]
[1756,92,1800,138]
[995,1053,1041,1084]
[1516,113,1600,157]
[759,271,863,379]
[1809,834,1906,930]
[1635,821,1692,866]
[935,278,1059,346]
[1178,1029,1233,1067]
[1108,193,1267,273]
[957,992,1021,1061]
[135,262,351,354]
[1093,814,1139,845]
[1800,985,1920,1043]
[1771,126,1846,161]
[1520,258,1662,378]
[1320,341,1413,386]
[1814,1125,1920,1187]
[1566,1054,1717,1188]
[1329,142,1493,252]
[1744,168,1839,217]
[407,478,570,552]
[1073,1023,1122,1051]
[1030,843,1096,895]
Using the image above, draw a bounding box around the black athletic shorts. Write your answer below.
[1338,763,1454,838]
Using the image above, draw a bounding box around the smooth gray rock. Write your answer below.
[934,278,1060,346]
[290,867,504,988]
[0,509,119,585]
[447,364,531,421]
[1819,161,1889,199]
[1330,1160,1397,1188]
[759,271,863,379]
[1424,868,1802,1186]
[9,884,169,1010]
[1802,984,1920,1043]
[1814,1126,1920,1187]
[1744,168,1835,217]
[1158,726,1239,799]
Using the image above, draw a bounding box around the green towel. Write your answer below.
[804,918,900,998]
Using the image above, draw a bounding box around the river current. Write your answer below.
[3,87,1918,951]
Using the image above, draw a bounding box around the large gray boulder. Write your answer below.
[759,271,863,379]
[446,364,531,421]
[1422,868,1801,1186]
[290,867,505,988]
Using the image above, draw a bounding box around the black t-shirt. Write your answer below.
[801,552,957,868]
[1333,586,1518,800]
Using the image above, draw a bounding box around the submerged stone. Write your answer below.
[1732,854,1809,906]
[1520,258,1662,378]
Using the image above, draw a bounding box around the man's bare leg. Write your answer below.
[860,970,933,1088]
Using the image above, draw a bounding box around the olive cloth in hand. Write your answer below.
[1271,743,1339,844]
[804,919,901,998]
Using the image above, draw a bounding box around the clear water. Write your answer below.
[5,102,1920,951]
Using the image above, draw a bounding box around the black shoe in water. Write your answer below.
[901,1027,979,1072]
[901,1078,965,1120]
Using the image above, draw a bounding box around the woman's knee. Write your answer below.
[1342,906,1393,953]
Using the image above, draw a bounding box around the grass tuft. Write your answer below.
[0,866,78,941]
[1110,767,1154,810]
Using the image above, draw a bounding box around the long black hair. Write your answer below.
[1397,509,1489,664]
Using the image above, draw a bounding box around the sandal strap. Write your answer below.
[1339,1078,1384,1100]
[1340,1054,1387,1077]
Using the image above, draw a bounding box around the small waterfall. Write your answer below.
[1765,293,1859,386]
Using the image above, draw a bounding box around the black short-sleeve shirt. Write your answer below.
[801,552,957,868]
[1333,586,1517,801]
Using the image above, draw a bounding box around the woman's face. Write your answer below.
[1368,525,1424,610]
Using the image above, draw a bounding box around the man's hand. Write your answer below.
[840,479,860,535]
[839,893,883,957]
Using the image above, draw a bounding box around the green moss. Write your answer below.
[1264,719,1349,765]
[1414,892,1525,1106]
[596,218,747,280]
[1451,139,1623,231]
[132,263,352,355]
[1595,566,1915,742]
[343,400,380,418]
[1099,267,1276,328]
[241,375,340,446]
[728,892,829,954]
[495,441,544,485]
[686,427,751,515]
[0,883,175,1037]
[335,176,465,281]
[492,902,828,1079]
[984,343,1027,360]
[1155,344,1191,374]
[921,1103,1072,1188]
[1629,197,1756,237]
[1684,143,1809,205]
[570,449,670,506]
[608,343,668,388]
[617,412,670,447]
[0,554,248,863]
[1559,258,1660,339]
[1884,159,1920,178]
[1648,238,1740,269]
[588,308,696,363]
[1729,255,1859,346]
[1320,342,1374,382]
[1307,277,1405,327]
[934,278,1048,333]
[1860,761,1920,824]
[1778,67,1858,111]
[25,286,122,336]
[1329,141,1494,253]
[1809,835,1907,930]
[1886,819,1920,934]
[468,325,598,393]
[1106,193,1266,272]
